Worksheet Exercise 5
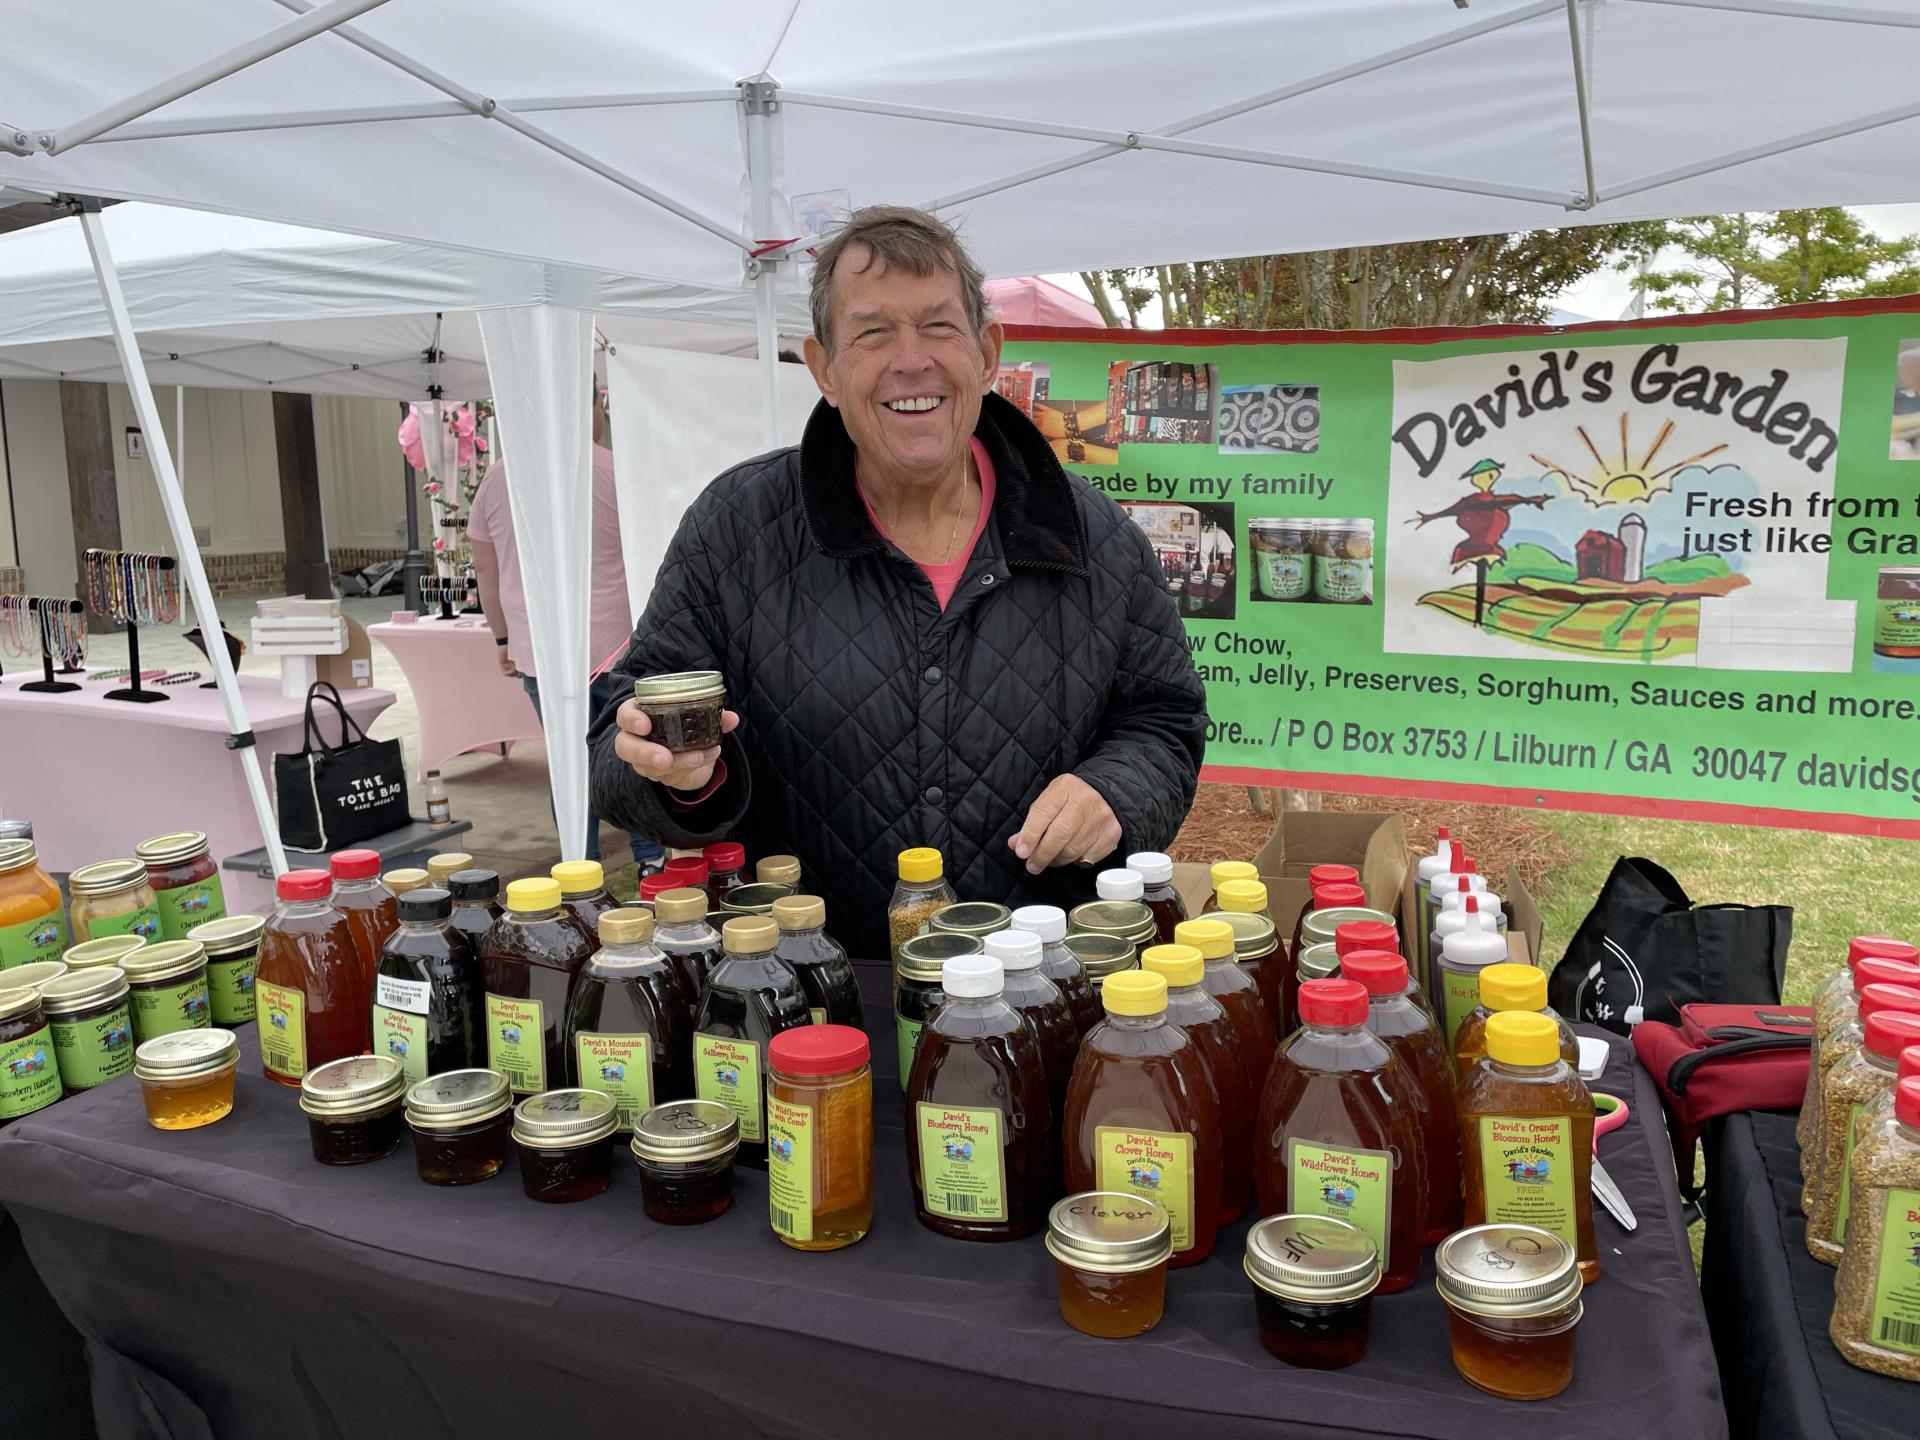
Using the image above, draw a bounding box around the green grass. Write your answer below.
[1530,812,1920,1004]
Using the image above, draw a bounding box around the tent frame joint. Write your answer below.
[739,79,780,116]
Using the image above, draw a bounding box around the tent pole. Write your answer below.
[400,401,425,612]
[77,203,288,876]
[1629,0,1920,30]
[743,80,783,450]
[1564,0,1599,209]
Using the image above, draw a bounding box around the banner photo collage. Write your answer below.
[1001,298,1920,835]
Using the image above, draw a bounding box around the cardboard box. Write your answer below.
[317,615,375,691]
[1172,810,1409,930]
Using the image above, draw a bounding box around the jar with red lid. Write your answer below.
[703,843,748,904]
[766,1024,873,1251]
[662,856,714,908]
[135,831,228,940]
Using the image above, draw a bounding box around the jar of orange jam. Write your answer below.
[1436,1223,1585,1400]
[0,839,68,971]
[1044,1191,1173,1337]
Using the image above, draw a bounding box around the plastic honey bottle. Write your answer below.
[1452,963,1580,1084]
[1141,943,1253,1225]
[1177,917,1277,1084]
[1459,1011,1599,1284]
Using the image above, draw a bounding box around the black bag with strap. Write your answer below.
[1546,856,1792,1036]
[273,681,410,851]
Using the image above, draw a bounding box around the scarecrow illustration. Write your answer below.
[1410,458,1550,625]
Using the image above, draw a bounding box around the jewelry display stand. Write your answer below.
[84,548,181,704]
[422,576,475,621]
[1,595,87,693]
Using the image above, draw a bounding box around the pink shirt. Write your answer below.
[857,438,997,609]
[467,444,632,678]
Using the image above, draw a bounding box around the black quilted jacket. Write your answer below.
[588,391,1207,959]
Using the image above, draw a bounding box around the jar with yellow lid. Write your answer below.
[192,914,265,1026]
[68,859,162,944]
[0,984,63,1126]
[632,670,727,752]
[889,848,956,973]
[1178,916,1278,1081]
[1046,1191,1173,1337]
[1201,860,1258,913]
[553,859,618,942]
[132,1027,239,1131]
[0,839,68,970]
[119,939,212,1043]
[39,967,135,1094]
[63,934,146,972]
[134,831,226,939]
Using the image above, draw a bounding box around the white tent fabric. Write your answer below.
[5,2,1920,293]
[0,203,808,398]
[601,336,819,624]
[478,305,596,862]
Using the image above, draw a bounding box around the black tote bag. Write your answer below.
[1546,856,1792,1036]
[273,682,410,851]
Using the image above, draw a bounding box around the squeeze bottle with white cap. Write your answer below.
[986,929,1081,1128]
[1413,827,1457,956]
[1011,904,1100,1038]
[903,953,1055,1242]
[1097,869,1144,902]
[1430,877,1506,999]
[1127,850,1188,944]
[1436,899,1508,1058]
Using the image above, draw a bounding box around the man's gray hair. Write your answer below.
[808,205,992,351]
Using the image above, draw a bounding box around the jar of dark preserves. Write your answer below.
[405,1068,513,1185]
[191,914,264,1027]
[135,830,227,940]
[38,967,136,1095]
[299,1054,407,1165]
[632,671,726,752]
[0,984,63,1126]
[513,1088,618,1202]
[1245,1213,1381,1370]
[630,1098,739,1224]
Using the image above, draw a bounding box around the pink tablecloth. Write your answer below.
[0,670,392,915]
[367,618,542,776]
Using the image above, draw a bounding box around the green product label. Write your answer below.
[130,976,211,1042]
[1286,1139,1394,1261]
[809,1006,827,1027]
[767,1096,814,1241]
[1478,1115,1578,1248]
[49,1003,135,1089]
[575,1032,653,1130]
[1256,549,1308,600]
[1313,553,1372,604]
[207,956,257,1026]
[374,1005,430,1085]
[1874,599,1920,651]
[156,879,226,940]
[0,908,69,969]
[486,994,546,1094]
[1442,969,1482,1057]
[256,981,307,1079]
[1835,1101,1867,1243]
[0,1022,61,1119]
[896,1015,923,1091]
[1095,1125,1196,1252]
[916,1103,1006,1222]
[87,904,163,942]
[1869,1187,1920,1356]
[694,1033,764,1143]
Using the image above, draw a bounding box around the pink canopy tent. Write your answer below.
[984,275,1107,328]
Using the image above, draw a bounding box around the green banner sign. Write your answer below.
[1002,298,1920,836]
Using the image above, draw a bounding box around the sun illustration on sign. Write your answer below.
[1529,414,1727,507]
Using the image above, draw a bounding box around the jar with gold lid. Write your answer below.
[631,1098,739,1223]
[4,960,67,996]
[718,882,794,917]
[0,838,68,969]
[1063,932,1137,994]
[755,855,802,889]
[119,939,212,1043]
[134,831,226,940]
[894,932,980,1090]
[514,1088,619,1202]
[39,967,136,1094]
[929,901,1014,944]
[1245,1214,1381,1369]
[0,984,63,1126]
[63,934,146,972]
[1219,908,1283,1031]
[132,1027,239,1130]
[69,859,162,944]
[1045,1191,1173,1337]
[405,1068,513,1185]
[300,1054,407,1165]
[632,671,727,752]
[1069,899,1157,955]
[1436,1223,1584,1400]
[191,914,264,1027]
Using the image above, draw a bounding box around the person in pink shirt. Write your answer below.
[468,395,662,868]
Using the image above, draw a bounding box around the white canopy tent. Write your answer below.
[5,0,1920,873]
[0,202,808,872]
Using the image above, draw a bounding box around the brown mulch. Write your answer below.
[1171,783,1574,899]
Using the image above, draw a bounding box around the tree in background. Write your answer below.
[1623,208,1920,314]
[1079,223,1663,331]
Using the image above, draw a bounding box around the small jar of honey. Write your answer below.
[132,1027,240,1131]
[1044,1191,1173,1338]
[405,1069,514,1185]
[1436,1223,1585,1400]
[1244,1214,1380,1369]
[630,1098,740,1224]
[300,1055,408,1165]
[513,1088,619,1202]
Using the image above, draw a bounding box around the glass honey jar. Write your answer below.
[513,1088,619,1203]
[1045,1191,1173,1338]
[767,1024,873,1251]
[404,1068,513,1185]
[630,1098,740,1224]
[132,1027,240,1131]
[300,1054,407,1165]
[1244,1213,1381,1369]
[1436,1222,1585,1400]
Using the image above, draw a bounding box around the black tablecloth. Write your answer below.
[1701,1111,1913,1440]
[1,964,1725,1440]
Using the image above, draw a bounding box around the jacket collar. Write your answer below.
[799,389,1089,576]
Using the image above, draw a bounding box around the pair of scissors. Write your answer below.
[1590,1092,1637,1231]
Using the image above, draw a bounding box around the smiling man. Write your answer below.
[588,206,1207,958]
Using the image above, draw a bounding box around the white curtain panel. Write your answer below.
[479,304,597,861]
[601,337,818,626]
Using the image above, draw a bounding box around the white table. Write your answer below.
[366,617,542,777]
[0,669,393,914]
